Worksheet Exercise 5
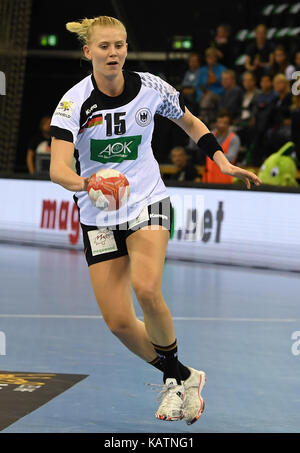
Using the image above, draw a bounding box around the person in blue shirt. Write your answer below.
[250,73,278,165]
[181,52,201,115]
[195,47,226,126]
[181,53,201,93]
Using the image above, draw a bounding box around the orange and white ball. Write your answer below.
[88,169,130,211]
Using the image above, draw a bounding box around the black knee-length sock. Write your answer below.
[149,356,191,381]
[151,339,190,384]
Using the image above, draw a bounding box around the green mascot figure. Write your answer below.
[258,141,298,186]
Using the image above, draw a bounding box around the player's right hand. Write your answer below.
[82,177,90,191]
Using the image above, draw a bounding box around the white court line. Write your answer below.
[0,314,300,322]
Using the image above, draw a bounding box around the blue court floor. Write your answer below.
[0,242,300,433]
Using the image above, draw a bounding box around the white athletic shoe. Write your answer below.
[155,378,185,421]
[182,367,206,425]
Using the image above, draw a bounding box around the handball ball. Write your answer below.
[88,169,130,211]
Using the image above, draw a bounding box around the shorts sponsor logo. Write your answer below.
[149,213,168,220]
[90,135,142,163]
[88,228,118,255]
[54,99,76,119]
[135,108,152,127]
[128,206,150,230]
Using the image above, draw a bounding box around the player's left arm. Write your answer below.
[171,108,262,189]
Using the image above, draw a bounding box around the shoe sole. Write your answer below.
[184,371,206,425]
[155,413,184,421]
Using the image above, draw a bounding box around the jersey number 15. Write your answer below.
[105,112,126,136]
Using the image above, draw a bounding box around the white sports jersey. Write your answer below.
[50,71,185,226]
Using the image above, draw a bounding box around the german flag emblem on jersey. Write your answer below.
[79,115,103,134]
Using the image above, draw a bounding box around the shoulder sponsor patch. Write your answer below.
[54,99,76,119]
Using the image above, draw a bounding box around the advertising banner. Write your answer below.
[0,179,299,271]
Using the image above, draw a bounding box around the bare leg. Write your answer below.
[89,255,158,362]
[126,227,176,346]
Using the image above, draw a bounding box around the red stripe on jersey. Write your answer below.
[79,115,103,134]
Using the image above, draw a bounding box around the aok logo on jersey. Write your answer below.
[90,135,142,163]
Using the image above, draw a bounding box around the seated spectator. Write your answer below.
[169,146,201,182]
[272,74,292,123]
[181,52,201,115]
[294,50,300,72]
[211,23,234,67]
[219,69,243,122]
[202,111,241,183]
[271,45,295,80]
[195,47,226,126]
[26,115,51,175]
[240,71,261,122]
[267,73,292,154]
[291,89,300,164]
[250,74,278,166]
[244,24,274,82]
[237,71,261,151]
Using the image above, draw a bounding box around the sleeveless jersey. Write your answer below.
[50,71,185,226]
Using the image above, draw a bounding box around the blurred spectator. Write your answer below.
[169,146,201,182]
[181,52,201,115]
[196,47,226,126]
[240,71,261,122]
[271,45,295,80]
[244,24,274,82]
[26,115,51,175]
[202,111,241,183]
[211,23,234,67]
[294,50,300,72]
[291,90,300,164]
[236,71,260,151]
[213,111,241,163]
[267,73,292,154]
[219,69,243,122]
[250,74,278,166]
[272,74,292,123]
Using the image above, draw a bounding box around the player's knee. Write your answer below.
[105,315,132,338]
[132,280,161,312]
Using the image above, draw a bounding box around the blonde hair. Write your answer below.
[66,16,127,45]
[273,73,290,95]
[205,47,219,58]
[255,24,267,33]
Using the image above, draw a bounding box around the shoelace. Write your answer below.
[145,382,183,403]
[183,383,199,391]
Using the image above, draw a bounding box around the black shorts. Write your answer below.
[81,197,173,266]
